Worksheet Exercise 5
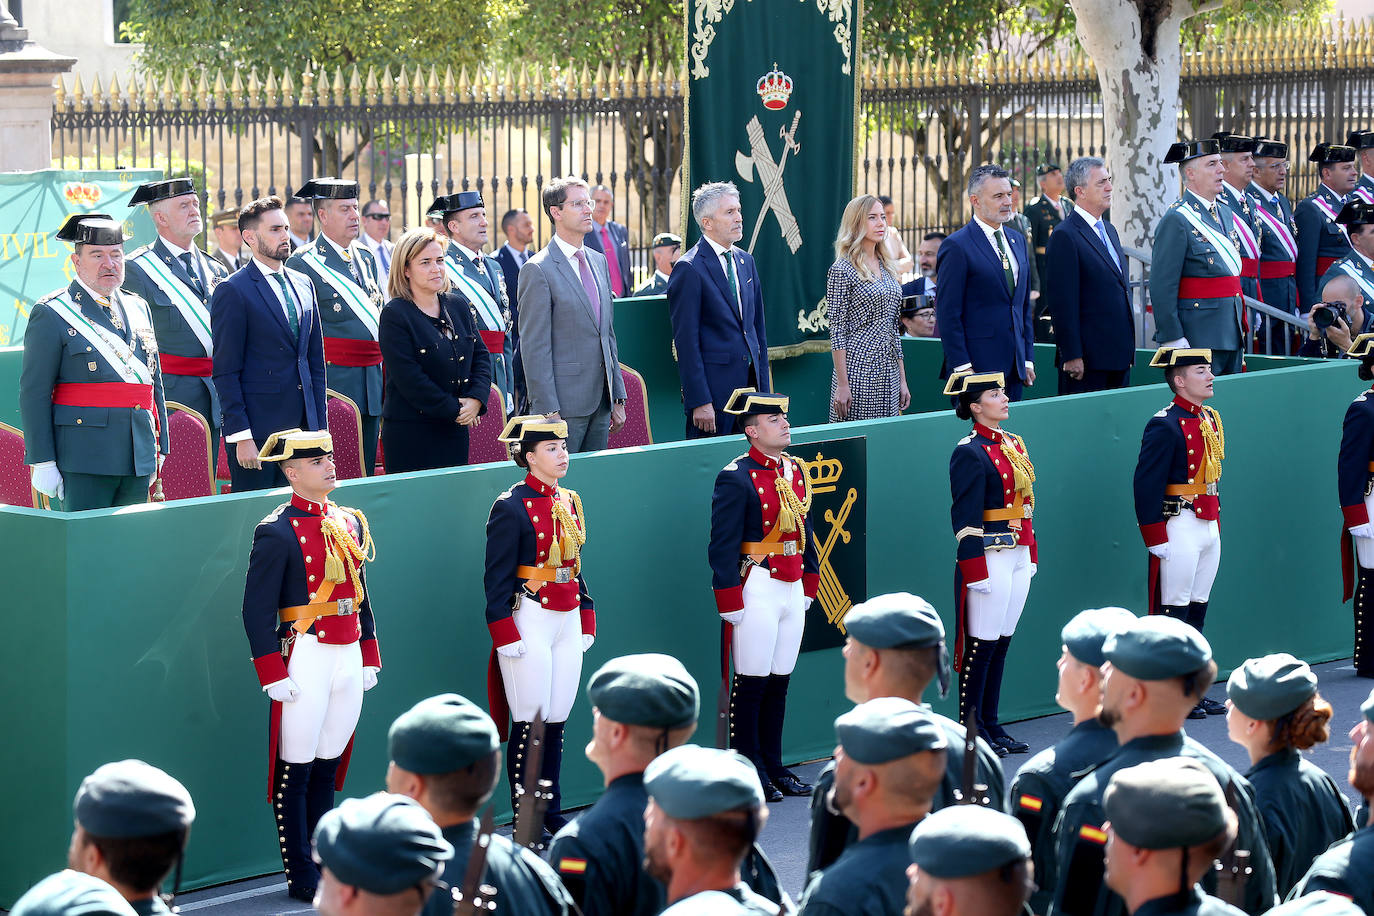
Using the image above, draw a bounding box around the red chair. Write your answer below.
[160,402,216,500]
[467,384,511,465]
[608,363,653,449]
[326,390,367,480]
[216,440,233,494]
[0,420,40,509]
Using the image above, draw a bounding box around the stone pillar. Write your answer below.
[0,3,75,173]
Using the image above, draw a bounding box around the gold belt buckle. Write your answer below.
[336,597,355,616]
[555,567,573,584]
[782,541,798,557]
[1205,483,1218,496]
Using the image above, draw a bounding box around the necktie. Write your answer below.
[378,244,390,272]
[1096,220,1120,271]
[179,252,205,297]
[600,226,624,297]
[94,293,125,333]
[724,250,741,315]
[274,272,300,337]
[994,228,1014,294]
[341,247,364,286]
[574,249,601,323]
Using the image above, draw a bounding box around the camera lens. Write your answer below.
[1314,305,1335,330]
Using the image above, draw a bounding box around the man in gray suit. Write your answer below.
[518,176,627,452]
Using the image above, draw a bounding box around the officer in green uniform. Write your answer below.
[1026,164,1073,277]
[311,793,452,916]
[1047,616,1277,916]
[1010,607,1134,915]
[633,233,682,296]
[643,745,781,915]
[65,760,196,915]
[10,870,137,916]
[905,805,1033,916]
[1101,758,1245,916]
[1224,654,1353,896]
[797,697,947,916]
[383,694,573,916]
[806,592,1005,874]
[21,214,170,511]
[1009,180,1046,340]
[1288,688,1374,910]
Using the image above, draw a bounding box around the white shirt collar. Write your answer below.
[1222,181,1249,202]
[655,269,671,283]
[75,276,116,304]
[1357,250,1374,271]
[503,242,529,259]
[554,233,585,262]
[253,257,286,278]
[705,236,734,259]
[454,242,484,263]
[359,234,387,252]
[1320,183,1345,200]
[159,236,193,259]
[1074,207,1104,228]
[1185,189,1217,209]
[972,215,1006,240]
[319,233,354,261]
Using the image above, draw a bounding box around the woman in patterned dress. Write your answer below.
[827,195,910,422]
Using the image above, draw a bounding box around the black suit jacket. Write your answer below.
[1044,212,1135,371]
[378,292,492,423]
[584,221,632,295]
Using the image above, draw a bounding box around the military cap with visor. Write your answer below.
[296,177,361,200]
[129,178,197,207]
[57,213,126,246]
[1164,139,1220,163]
[258,429,333,463]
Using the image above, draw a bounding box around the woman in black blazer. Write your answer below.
[378,228,492,471]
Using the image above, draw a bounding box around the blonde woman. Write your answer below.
[827,195,910,421]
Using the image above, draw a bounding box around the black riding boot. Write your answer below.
[506,721,532,820]
[760,673,811,795]
[730,674,780,801]
[959,637,997,754]
[272,758,318,901]
[306,755,341,834]
[1356,569,1373,677]
[541,720,568,835]
[983,636,1029,753]
[1186,600,1209,631]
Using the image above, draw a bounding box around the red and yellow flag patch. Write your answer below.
[1079,825,1108,845]
[1018,794,1043,812]
[558,858,588,874]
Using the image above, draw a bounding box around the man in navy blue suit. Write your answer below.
[936,164,1035,400]
[1045,157,1135,394]
[211,196,328,491]
[584,185,633,299]
[667,181,771,437]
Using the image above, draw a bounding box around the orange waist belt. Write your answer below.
[516,563,578,584]
[1165,483,1216,496]
[279,597,356,623]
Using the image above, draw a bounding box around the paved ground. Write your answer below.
[164,659,1370,914]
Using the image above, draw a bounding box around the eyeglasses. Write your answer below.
[366,213,392,220]
[558,199,595,211]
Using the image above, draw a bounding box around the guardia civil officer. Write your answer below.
[311,793,452,916]
[710,389,819,801]
[286,178,386,474]
[1026,162,1073,282]
[10,871,137,916]
[947,370,1037,755]
[1339,332,1374,677]
[1296,144,1359,314]
[20,214,170,510]
[1320,200,1374,305]
[66,760,195,915]
[1010,607,1134,915]
[1224,654,1353,896]
[1247,138,1300,347]
[904,806,1033,916]
[1213,133,1265,309]
[806,593,1005,874]
[1351,129,1374,203]
[384,694,573,916]
[797,698,947,916]
[485,416,595,839]
[241,429,381,902]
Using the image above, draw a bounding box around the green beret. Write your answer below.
[644,745,764,818]
[313,794,452,895]
[1103,758,1227,849]
[1226,654,1317,720]
[1061,608,1137,667]
[388,694,499,775]
[1264,892,1365,915]
[1363,688,1374,724]
[74,760,195,838]
[11,871,137,916]
[836,697,948,764]
[1102,616,1211,680]
[909,806,1029,878]
[845,593,945,649]
[588,653,700,729]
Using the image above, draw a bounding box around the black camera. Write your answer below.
[1314,300,1349,331]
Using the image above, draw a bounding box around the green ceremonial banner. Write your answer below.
[685,0,860,356]
[0,169,160,347]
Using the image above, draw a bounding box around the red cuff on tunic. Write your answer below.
[1140,521,1169,548]
[802,572,819,600]
[1343,504,1370,529]
[253,653,288,688]
[958,556,989,584]
[714,585,744,615]
[360,639,381,669]
[488,616,521,648]
[580,606,597,637]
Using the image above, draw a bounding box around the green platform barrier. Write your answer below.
[0,355,1357,905]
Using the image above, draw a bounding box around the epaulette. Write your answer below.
[258,502,289,526]
[1167,199,1187,213]
[493,486,515,503]
[1154,405,1171,418]
[722,454,747,472]
[34,288,64,307]
[1354,391,1370,404]
[127,244,155,260]
[957,433,975,445]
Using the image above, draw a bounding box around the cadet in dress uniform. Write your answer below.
[122,178,228,462]
[1047,617,1277,916]
[311,793,452,916]
[710,389,819,802]
[1224,654,1353,896]
[485,416,595,839]
[286,178,386,475]
[10,871,136,916]
[946,371,1037,756]
[384,694,573,916]
[1247,139,1300,342]
[1296,144,1359,314]
[904,805,1033,916]
[240,429,381,902]
[806,593,1006,874]
[1010,607,1134,915]
[1339,333,1374,677]
[796,698,948,916]
[1150,139,1247,375]
[1213,134,1265,311]
[643,745,783,915]
[20,214,170,511]
[67,760,195,915]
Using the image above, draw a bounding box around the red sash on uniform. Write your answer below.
[158,354,213,377]
[1240,258,1259,278]
[323,337,383,367]
[52,381,154,410]
[1318,256,1341,277]
[1178,276,1243,299]
[478,329,505,354]
[1259,261,1296,279]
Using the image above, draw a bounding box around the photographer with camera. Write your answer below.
[1302,274,1372,358]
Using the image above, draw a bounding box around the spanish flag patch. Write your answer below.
[1079,825,1108,845]
[558,858,588,874]
[1018,794,1043,812]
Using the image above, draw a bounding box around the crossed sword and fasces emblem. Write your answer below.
[735,110,803,254]
[804,453,857,632]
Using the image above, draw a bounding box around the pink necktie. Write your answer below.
[600,226,624,297]
[575,250,601,323]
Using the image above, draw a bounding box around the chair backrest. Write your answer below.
[0,421,38,509]
[326,390,367,480]
[160,402,215,500]
[467,384,511,465]
[607,363,652,449]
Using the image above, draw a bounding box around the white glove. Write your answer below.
[720,610,745,625]
[966,579,993,594]
[1162,337,1190,349]
[265,678,300,703]
[1351,524,1374,540]
[1148,543,1170,559]
[32,461,64,500]
[803,596,815,611]
[1027,562,1039,577]
[581,634,595,652]
[362,666,379,691]
[497,640,527,658]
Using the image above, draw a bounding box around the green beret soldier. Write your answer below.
[1101,758,1243,916]
[1265,891,1365,915]
[1010,607,1134,915]
[11,870,138,916]
[634,233,683,296]
[905,806,1033,916]
[797,698,948,916]
[1224,655,1353,896]
[384,694,573,916]
[311,793,452,916]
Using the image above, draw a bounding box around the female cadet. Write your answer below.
[1339,332,1374,678]
[947,371,1036,758]
[484,416,595,842]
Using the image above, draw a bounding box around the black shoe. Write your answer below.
[1200,696,1226,715]
[991,734,1030,754]
[1188,703,1208,720]
[759,775,784,803]
[287,884,317,903]
[773,773,813,796]
[989,741,1009,758]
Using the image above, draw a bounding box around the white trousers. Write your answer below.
[1160,513,1222,605]
[966,545,1035,640]
[280,633,363,763]
[497,597,583,723]
[1357,490,1374,567]
[732,568,806,677]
